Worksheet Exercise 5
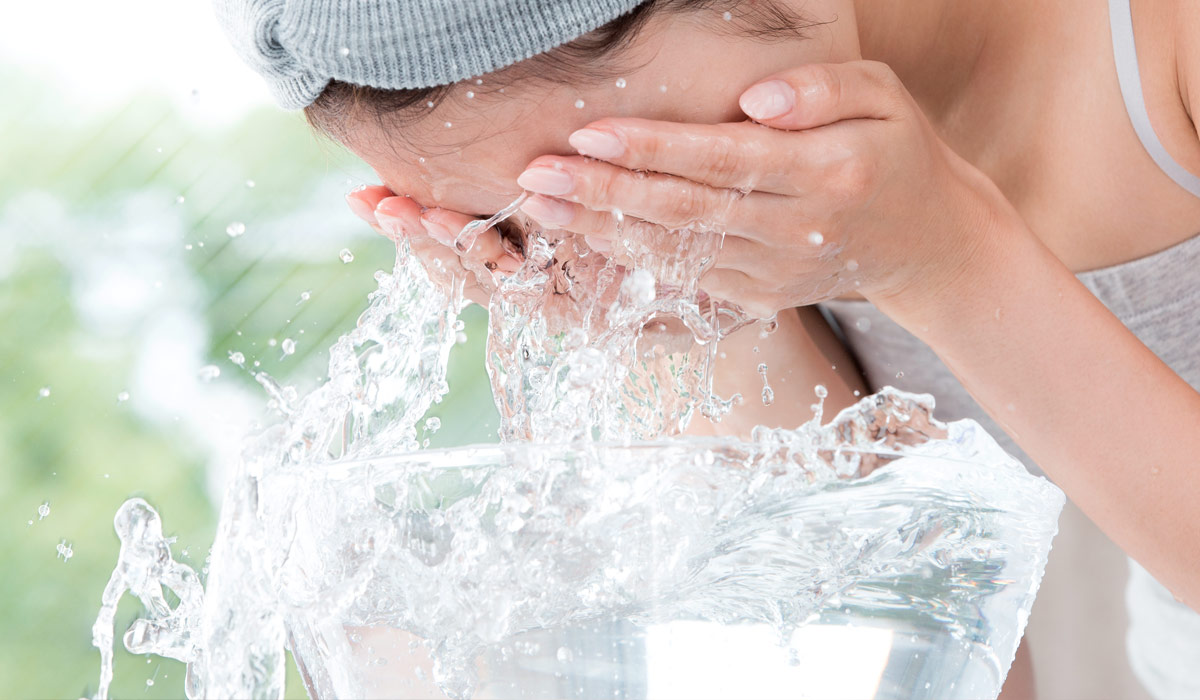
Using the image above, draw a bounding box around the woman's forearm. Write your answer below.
[879,215,1200,609]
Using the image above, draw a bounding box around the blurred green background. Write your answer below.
[0,9,498,697]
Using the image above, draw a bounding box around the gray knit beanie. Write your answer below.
[214,0,648,110]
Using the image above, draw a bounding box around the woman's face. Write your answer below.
[341,0,858,218]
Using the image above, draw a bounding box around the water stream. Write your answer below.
[91,224,1063,699]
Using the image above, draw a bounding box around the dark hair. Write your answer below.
[305,0,822,142]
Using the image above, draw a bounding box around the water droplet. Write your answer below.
[758,363,774,406]
[815,384,828,399]
[38,387,50,399]
[281,338,296,356]
[466,91,475,99]
[298,290,311,304]
[574,99,585,109]
[426,100,435,109]
[1151,465,1161,475]
[456,331,468,344]
[184,243,193,251]
[339,47,350,57]
[197,365,221,382]
[615,77,627,88]
[723,10,733,20]
[854,317,871,332]
[267,338,277,348]
[807,231,824,245]
[556,646,574,663]
[56,539,73,562]
[845,258,859,272]
[228,351,245,367]
[146,679,155,687]
[38,501,50,520]
[225,221,245,238]
[116,391,130,403]
[175,195,185,204]
[245,179,256,188]
[895,371,904,379]
[339,248,355,263]
[659,84,668,93]
[424,417,441,433]
[444,121,453,128]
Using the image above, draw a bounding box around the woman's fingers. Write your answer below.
[421,208,521,273]
[346,185,396,236]
[738,61,905,129]
[518,155,786,240]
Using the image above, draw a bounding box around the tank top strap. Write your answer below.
[1108,0,1200,198]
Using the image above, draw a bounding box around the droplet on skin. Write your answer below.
[444,121,453,128]
[426,101,435,109]
[659,84,668,93]
[281,338,296,356]
[225,221,245,238]
[807,231,824,245]
[574,99,585,109]
[895,371,904,379]
[197,365,221,382]
[615,78,627,88]
[466,91,475,99]
[339,248,355,263]
[723,10,733,20]
[845,258,859,272]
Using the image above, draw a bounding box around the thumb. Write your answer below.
[738,60,906,130]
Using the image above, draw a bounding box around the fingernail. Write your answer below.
[584,235,613,254]
[346,193,377,224]
[421,216,455,247]
[569,128,625,159]
[520,195,576,227]
[517,166,574,196]
[739,80,795,120]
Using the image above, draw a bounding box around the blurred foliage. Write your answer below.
[0,64,498,698]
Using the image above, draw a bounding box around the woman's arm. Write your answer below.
[878,210,1200,611]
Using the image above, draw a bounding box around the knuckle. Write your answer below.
[830,156,875,200]
[699,135,744,183]
[798,63,841,110]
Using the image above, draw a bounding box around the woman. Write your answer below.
[217,0,1200,696]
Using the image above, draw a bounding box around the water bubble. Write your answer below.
[38,387,50,399]
[854,317,872,332]
[281,338,296,356]
[56,539,73,562]
[245,179,256,188]
[815,384,828,399]
[615,77,627,88]
[339,248,355,263]
[38,501,50,520]
[116,391,130,403]
[197,365,221,382]
[228,351,245,367]
[339,47,350,57]
[574,99,585,109]
[225,221,245,238]
[424,417,441,433]
[807,231,824,245]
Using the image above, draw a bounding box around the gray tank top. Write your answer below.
[821,1,1200,696]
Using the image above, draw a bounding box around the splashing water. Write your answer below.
[92,217,1063,699]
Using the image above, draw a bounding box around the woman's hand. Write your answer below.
[515,60,1021,321]
[345,185,523,306]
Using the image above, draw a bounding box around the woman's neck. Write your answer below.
[852,0,1019,121]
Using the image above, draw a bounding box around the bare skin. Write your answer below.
[339,1,1200,696]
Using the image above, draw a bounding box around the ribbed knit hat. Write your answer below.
[214,0,648,110]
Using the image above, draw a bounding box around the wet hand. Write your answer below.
[516,61,1018,319]
[345,185,523,306]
